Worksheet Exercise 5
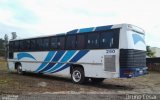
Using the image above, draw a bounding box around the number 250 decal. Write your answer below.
[106,50,115,53]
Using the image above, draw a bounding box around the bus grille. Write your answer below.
[120,49,146,67]
[104,55,116,72]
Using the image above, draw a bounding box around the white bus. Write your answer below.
[8,24,148,84]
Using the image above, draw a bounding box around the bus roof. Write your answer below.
[9,23,144,41]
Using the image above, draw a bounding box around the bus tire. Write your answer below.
[71,67,86,84]
[91,78,105,83]
[17,64,23,75]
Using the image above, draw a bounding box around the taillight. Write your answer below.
[123,70,133,74]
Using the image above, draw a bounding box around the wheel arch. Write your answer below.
[15,62,21,70]
[70,64,84,74]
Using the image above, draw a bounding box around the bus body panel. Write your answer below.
[7,23,147,80]
[118,25,147,78]
[127,30,146,51]
[8,49,119,78]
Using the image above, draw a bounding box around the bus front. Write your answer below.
[119,24,148,78]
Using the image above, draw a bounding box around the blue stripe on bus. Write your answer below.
[35,51,55,73]
[47,50,77,73]
[132,34,145,44]
[53,50,89,73]
[95,25,113,31]
[67,29,78,34]
[39,51,65,72]
[78,27,94,33]
[17,52,36,60]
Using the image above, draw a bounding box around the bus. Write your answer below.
[8,24,148,84]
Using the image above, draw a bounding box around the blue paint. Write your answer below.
[66,25,114,34]
[70,50,89,62]
[35,51,55,73]
[79,27,94,33]
[67,29,78,35]
[53,50,89,73]
[40,51,66,72]
[132,34,145,44]
[17,52,36,60]
[95,25,113,31]
[120,67,148,78]
[47,50,76,73]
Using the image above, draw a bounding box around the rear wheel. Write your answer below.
[91,78,105,83]
[17,64,23,75]
[71,67,87,84]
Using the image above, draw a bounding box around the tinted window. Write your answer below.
[50,37,57,50]
[57,36,65,50]
[9,42,14,52]
[43,38,49,50]
[66,35,76,50]
[19,41,23,51]
[26,40,30,50]
[36,38,43,50]
[77,34,85,49]
[14,41,19,51]
[87,33,99,49]
[100,29,119,49]
[30,39,36,51]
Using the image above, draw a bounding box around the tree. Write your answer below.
[11,32,17,40]
[4,34,8,44]
[4,34,9,59]
[146,46,155,58]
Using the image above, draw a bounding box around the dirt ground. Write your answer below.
[0,61,160,96]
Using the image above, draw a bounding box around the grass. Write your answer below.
[0,59,7,71]
[0,60,16,94]
[0,59,160,95]
[0,60,11,85]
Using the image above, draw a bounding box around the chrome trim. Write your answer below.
[8,60,102,65]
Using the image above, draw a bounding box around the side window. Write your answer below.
[26,40,30,51]
[57,36,65,50]
[100,29,119,49]
[36,38,43,51]
[66,35,76,50]
[87,33,99,49]
[77,34,85,49]
[9,42,14,52]
[19,41,24,51]
[14,41,19,51]
[50,37,57,50]
[43,38,49,50]
[30,39,36,51]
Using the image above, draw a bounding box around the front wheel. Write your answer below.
[71,67,87,84]
[17,64,23,75]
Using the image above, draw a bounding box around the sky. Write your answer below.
[0,0,160,47]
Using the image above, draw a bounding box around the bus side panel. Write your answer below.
[49,68,70,76]
[12,50,120,79]
[14,52,49,72]
[78,50,120,78]
[82,64,119,78]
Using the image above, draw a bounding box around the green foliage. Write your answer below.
[147,46,155,58]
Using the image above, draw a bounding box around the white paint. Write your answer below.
[7,24,146,79]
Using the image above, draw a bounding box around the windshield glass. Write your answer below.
[130,30,145,44]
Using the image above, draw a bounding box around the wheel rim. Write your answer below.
[17,65,22,74]
[72,70,81,82]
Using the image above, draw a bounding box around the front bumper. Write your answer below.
[120,67,148,78]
